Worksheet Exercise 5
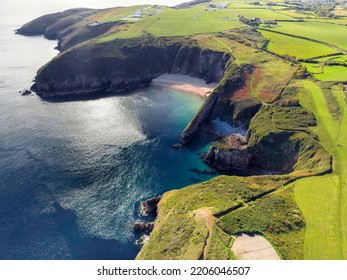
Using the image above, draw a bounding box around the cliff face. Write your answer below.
[204,145,250,171]
[32,39,230,98]
[179,64,261,143]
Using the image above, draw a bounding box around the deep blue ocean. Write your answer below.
[0,0,215,259]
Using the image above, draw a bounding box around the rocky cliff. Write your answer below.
[31,38,230,98]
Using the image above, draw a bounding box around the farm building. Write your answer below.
[133,10,144,18]
[208,3,228,9]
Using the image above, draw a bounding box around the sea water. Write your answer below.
[0,0,215,259]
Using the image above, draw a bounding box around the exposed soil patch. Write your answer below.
[233,71,251,100]
[251,67,262,91]
[259,88,278,102]
[232,234,280,260]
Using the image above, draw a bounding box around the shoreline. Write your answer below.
[152,74,217,98]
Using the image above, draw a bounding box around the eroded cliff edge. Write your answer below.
[31,37,230,97]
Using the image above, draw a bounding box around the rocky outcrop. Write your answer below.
[179,64,261,144]
[31,39,230,98]
[140,195,162,216]
[134,221,155,234]
[203,129,331,175]
[180,91,221,143]
[204,145,251,171]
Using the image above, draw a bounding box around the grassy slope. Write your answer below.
[295,81,347,259]
[136,175,298,260]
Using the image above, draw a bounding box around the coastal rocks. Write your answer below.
[19,89,32,96]
[136,235,150,246]
[135,196,159,245]
[134,221,154,234]
[179,64,261,144]
[180,91,220,143]
[172,143,183,149]
[140,195,162,216]
[204,145,251,171]
[189,168,216,175]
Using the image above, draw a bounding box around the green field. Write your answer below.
[317,55,347,63]
[98,6,243,41]
[266,21,347,51]
[312,66,347,82]
[260,30,338,59]
[294,175,341,259]
[302,63,347,81]
[273,9,316,19]
[230,8,294,20]
[295,81,347,259]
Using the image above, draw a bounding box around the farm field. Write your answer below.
[294,175,341,259]
[301,63,347,82]
[273,9,316,18]
[260,30,338,59]
[264,21,347,51]
[226,8,294,20]
[316,55,347,63]
[99,6,243,41]
[296,81,347,259]
[311,66,347,82]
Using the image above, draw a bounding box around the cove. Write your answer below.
[0,81,216,259]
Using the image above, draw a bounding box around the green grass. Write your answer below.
[311,18,347,25]
[230,8,294,20]
[294,175,342,259]
[317,55,347,63]
[260,30,338,59]
[218,187,305,259]
[205,225,233,260]
[265,21,347,51]
[98,6,242,41]
[311,66,347,82]
[301,62,323,74]
[194,9,238,20]
[146,18,241,37]
[302,62,347,82]
[273,9,316,19]
[137,175,289,259]
[297,81,347,259]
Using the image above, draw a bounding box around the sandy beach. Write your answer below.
[152,74,218,98]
